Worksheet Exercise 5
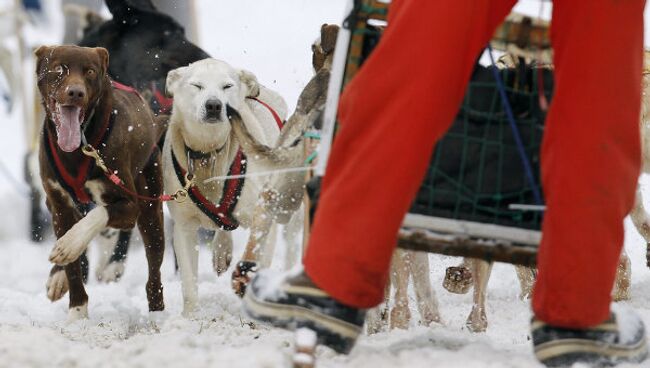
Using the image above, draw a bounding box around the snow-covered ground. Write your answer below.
[2,1,650,367]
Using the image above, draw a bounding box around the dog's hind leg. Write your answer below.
[211,230,233,276]
[410,252,441,326]
[630,187,650,267]
[389,249,411,330]
[466,259,492,333]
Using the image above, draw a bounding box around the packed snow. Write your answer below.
[2,1,650,367]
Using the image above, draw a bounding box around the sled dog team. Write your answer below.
[33,27,650,346]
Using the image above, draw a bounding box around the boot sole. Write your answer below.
[535,336,649,367]
[242,288,362,354]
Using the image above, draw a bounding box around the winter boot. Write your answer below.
[243,269,366,354]
[532,308,648,367]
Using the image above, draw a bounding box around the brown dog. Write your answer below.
[35,45,166,320]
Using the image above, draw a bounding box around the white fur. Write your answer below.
[49,206,109,265]
[67,302,88,322]
[163,58,290,314]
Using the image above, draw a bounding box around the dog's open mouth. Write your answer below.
[52,101,84,152]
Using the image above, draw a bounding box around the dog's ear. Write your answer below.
[34,45,52,77]
[166,66,188,97]
[239,69,260,98]
[94,47,109,76]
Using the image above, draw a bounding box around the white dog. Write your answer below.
[163,58,291,315]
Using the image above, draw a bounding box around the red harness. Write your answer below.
[45,81,285,215]
[44,81,139,204]
[172,97,285,230]
[151,81,174,114]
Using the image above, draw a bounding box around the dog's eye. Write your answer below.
[223,83,233,90]
[51,65,64,74]
[191,83,204,90]
[86,69,96,78]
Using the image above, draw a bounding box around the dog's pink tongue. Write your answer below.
[57,106,82,152]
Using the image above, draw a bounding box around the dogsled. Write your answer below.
[315,0,553,269]
[290,2,554,366]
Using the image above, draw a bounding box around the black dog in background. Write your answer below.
[80,0,209,115]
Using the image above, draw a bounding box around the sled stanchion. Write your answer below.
[315,1,354,177]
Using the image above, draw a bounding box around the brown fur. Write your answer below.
[35,45,165,314]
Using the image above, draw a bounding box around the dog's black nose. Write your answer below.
[66,85,86,100]
[205,99,223,117]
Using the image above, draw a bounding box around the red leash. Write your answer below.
[81,145,191,203]
[247,96,285,130]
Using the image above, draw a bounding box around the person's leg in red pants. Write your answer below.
[532,0,645,328]
[304,0,516,309]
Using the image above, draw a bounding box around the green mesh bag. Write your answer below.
[340,2,554,232]
[409,63,553,231]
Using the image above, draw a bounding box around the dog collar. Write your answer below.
[186,146,216,161]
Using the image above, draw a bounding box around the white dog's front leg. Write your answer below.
[174,222,200,316]
[49,207,109,265]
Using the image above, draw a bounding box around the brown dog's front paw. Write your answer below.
[443,266,473,294]
[46,266,69,302]
[49,230,89,265]
[231,261,258,297]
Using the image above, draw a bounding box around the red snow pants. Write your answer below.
[303,0,645,328]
